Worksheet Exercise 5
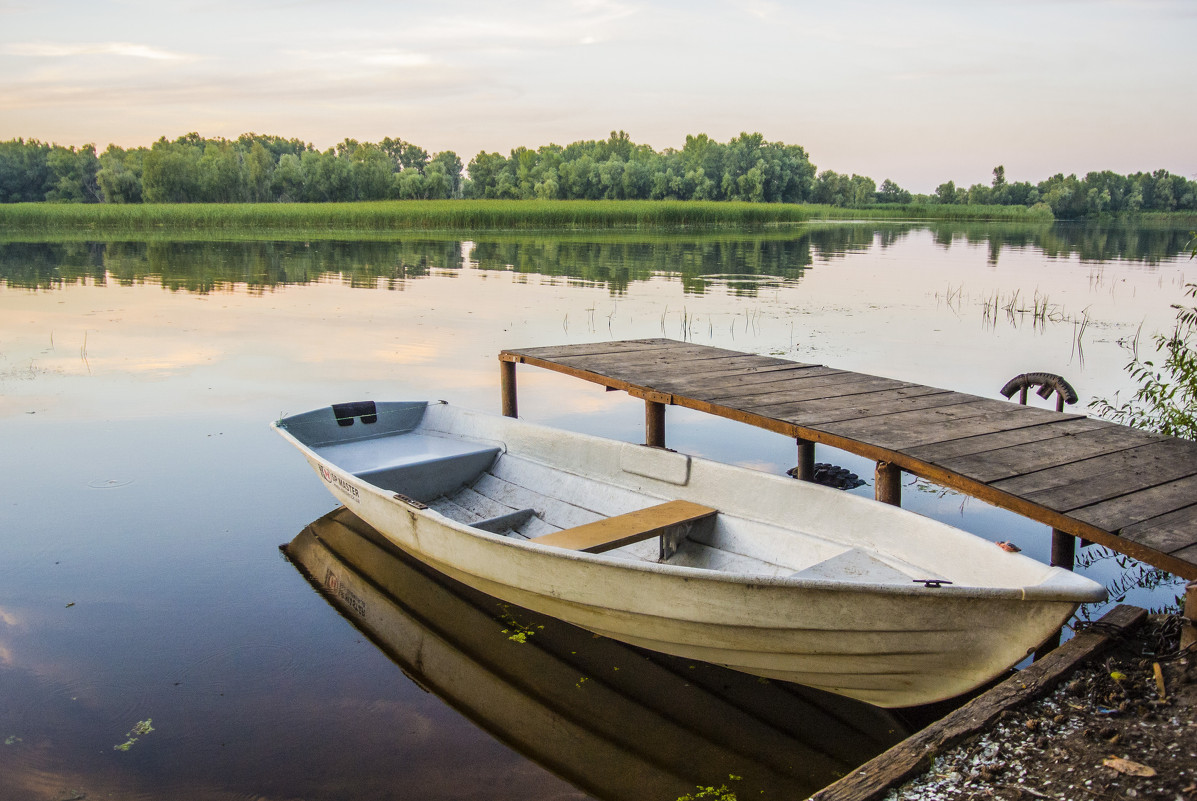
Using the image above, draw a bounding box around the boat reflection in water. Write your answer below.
[283,507,910,801]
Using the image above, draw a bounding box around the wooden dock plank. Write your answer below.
[649,359,834,382]
[549,347,786,372]
[821,402,1070,451]
[994,439,1197,510]
[904,417,1114,462]
[1068,474,1197,534]
[700,375,914,406]
[754,389,972,427]
[648,365,842,395]
[507,339,682,361]
[1120,505,1197,555]
[934,425,1167,484]
[612,362,833,392]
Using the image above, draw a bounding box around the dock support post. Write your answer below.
[645,400,666,448]
[875,461,901,506]
[1184,581,1197,652]
[795,438,816,481]
[1032,532,1078,660]
[1050,529,1076,571]
[500,359,518,418]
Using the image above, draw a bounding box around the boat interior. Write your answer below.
[293,401,938,584]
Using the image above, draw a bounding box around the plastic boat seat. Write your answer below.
[530,500,717,557]
[315,434,500,500]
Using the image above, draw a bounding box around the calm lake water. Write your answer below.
[0,220,1192,800]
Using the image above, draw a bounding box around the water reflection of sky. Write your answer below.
[0,224,1192,799]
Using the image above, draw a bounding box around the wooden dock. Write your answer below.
[499,339,1197,587]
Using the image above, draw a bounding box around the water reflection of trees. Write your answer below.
[0,240,456,293]
[469,238,815,296]
[923,221,1193,265]
[0,221,1191,294]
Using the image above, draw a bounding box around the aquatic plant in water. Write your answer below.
[113,718,154,752]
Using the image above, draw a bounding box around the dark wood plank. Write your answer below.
[760,389,973,427]
[552,346,785,372]
[548,356,793,386]
[607,361,829,390]
[935,425,1167,484]
[648,359,832,383]
[1120,505,1197,555]
[709,374,916,406]
[649,364,840,395]
[994,439,1197,511]
[905,418,1113,462]
[506,339,679,360]
[1068,474,1197,534]
[808,606,1147,801]
[821,402,1068,451]
[1172,542,1197,564]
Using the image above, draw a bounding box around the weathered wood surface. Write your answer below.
[530,500,716,554]
[500,339,1197,580]
[806,604,1148,801]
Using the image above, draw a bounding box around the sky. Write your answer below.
[1,0,1195,193]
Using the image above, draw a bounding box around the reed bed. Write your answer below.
[0,199,1063,234]
[0,200,812,232]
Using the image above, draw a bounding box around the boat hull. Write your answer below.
[275,400,1106,708]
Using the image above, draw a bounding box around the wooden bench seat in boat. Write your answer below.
[530,500,717,557]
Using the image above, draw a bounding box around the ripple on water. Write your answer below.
[87,478,134,489]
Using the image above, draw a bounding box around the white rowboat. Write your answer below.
[273,400,1107,708]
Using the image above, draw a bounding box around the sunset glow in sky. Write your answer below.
[2,0,1194,192]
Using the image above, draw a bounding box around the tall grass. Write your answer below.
[0,200,812,232]
[0,198,1060,234]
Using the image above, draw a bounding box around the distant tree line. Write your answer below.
[464,131,817,203]
[1,131,1195,218]
[931,165,1197,217]
[0,133,464,204]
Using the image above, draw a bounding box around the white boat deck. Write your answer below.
[427,452,933,583]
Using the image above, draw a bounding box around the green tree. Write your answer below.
[197,141,244,202]
[96,145,144,203]
[0,139,53,202]
[350,143,394,200]
[934,180,960,204]
[45,144,101,202]
[877,179,912,204]
[245,141,275,202]
[429,151,463,198]
[271,153,304,201]
[142,137,202,203]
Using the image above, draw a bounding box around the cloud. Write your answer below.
[286,48,434,69]
[3,41,197,61]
